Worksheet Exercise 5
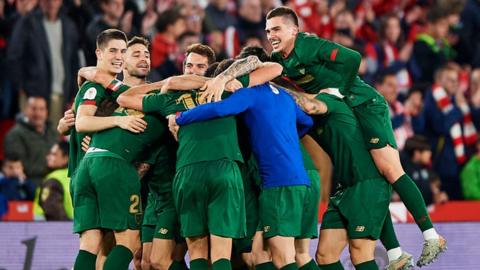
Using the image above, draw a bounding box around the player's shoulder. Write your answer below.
[78,81,105,95]
[296,32,324,46]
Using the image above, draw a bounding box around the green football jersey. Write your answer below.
[89,105,166,163]
[142,136,177,196]
[142,91,244,169]
[68,81,109,177]
[271,32,380,107]
[309,93,382,187]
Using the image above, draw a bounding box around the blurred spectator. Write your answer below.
[365,14,413,95]
[35,141,72,220]
[0,154,35,201]
[291,0,334,39]
[3,96,57,187]
[469,68,480,128]
[150,8,186,78]
[459,0,480,68]
[206,30,227,61]
[375,71,423,150]
[7,0,80,124]
[460,137,480,200]
[85,0,138,66]
[174,31,201,71]
[401,135,449,205]
[421,63,476,199]
[237,0,264,45]
[410,7,454,83]
[332,9,364,49]
[203,0,237,33]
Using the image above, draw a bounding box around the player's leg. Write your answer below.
[96,231,116,270]
[381,213,414,270]
[141,241,152,270]
[75,229,103,269]
[150,206,182,270]
[252,231,275,270]
[316,204,348,270]
[353,97,446,265]
[173,242,188,269]
[186,236,209,270]
[150,239,176,270]
[268,236,297,269]
[348,238,378,270]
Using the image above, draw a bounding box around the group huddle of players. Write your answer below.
[60,6,447,270]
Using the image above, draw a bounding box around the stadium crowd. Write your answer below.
[0,0,480,219]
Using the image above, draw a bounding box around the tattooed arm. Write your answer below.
[200,56,264,102]
[283,87,328,115]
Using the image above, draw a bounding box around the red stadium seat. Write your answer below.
[2,201,34,221]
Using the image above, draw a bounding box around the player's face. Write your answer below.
[97,39,127,75]
[184,52,209,76]
[125,43,151,78]
[47,144,68,169]
[265,16,298,55]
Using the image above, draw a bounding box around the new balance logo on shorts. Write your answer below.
[263,226,270,233]
[370,138,379,144]
[159,228,169,235]
[355,226,365,232]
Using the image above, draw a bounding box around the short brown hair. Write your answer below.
[127,36,150,49]
[266,6,299,27]
[185,43,216,65]
[434,63,459,82]
[96,29,127,50]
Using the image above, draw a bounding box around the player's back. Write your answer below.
[240,83,310,188]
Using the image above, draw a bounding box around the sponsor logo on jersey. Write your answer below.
[269,85,280,94]
[294,74,314,85]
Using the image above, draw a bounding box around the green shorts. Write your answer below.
[320,178,392,239]
[233,162,261,254]
[173,159,246,238]
[352,95,397,150]
[298,170,321,239]
[259,185,308,239]
[141,192,179,243]
[73,153,142,234]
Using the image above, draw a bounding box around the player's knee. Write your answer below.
[141,258,151,270]
[271,250,295,269]
[315,248,338,265]
[295,252,311,266]
[349,245,373,265]
[150,260,170,270]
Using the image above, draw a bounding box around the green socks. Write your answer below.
[73,249,97,270]
[354,260,378,270]
[280,263,298,270]
[318,261,344,270]
[300,260,320,270]
[190,258,209,270]
[212,258,232,270]
[103,245,133,270]
[393,174,433,231]
[380,212,400,250]
[256,262,277,270]
[169,260,183,270]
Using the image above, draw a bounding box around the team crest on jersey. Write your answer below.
[83,87,97,100]
[269,85,280,94]
[299,68,305,75]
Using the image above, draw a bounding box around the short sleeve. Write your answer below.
[78,82,106,106]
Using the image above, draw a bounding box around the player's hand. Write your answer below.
[225,79,243,92]
[199,76,228,103]
[57,109,75,134]
[81,135,91,152]
[167,114,179,141]
[78,66,98,84]
[115,115,148,133]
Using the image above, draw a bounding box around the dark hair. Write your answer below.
[4,153,21,163]
[434,63,459,83]
[214,59,235,77]
[379,14,405,45]
[266,6,299,27]
[179,31,199,43]
[96,29,128,50]
[404,135,431,158]
[204,62,219,78]
[426,7,449,23]
[186,43,216,65]
[408,82,429,98]
[57,141,70,157]
[127,36,150,49]
[237,46,270,62]
[375,70,397,85]
[156,9,184,33]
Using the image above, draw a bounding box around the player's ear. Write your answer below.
[95,48,102,61]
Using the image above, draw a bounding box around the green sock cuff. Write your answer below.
[212,258,232,270]
[280,263,298,270]
[300,260,319,270]
[169,260,182,270]
[379,212,400,250]
[393,174,433,231]
[354,260,378,270]
[190,258,209,270]
[318,261,344,270]
[103,245,133,270]
[74,249,97,270]
[255,262,277,270]
[178,260,189,270]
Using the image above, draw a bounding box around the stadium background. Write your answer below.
[1,0,480,269]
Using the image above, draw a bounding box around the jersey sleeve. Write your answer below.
[295,103,313,137]
[142,93,172,115]
[176,89,254,125]
[78,82,107,106]
[300,33,361,92]
[237,75,250,88]
[106,79,131,98]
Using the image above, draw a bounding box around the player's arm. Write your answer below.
[311,38,361,91]
[295,103,314,137]
[57,108,75,135]
[116,80,166,111]
[200,55,264,102]
[161,75,210,93]
[176,90,253,126]
[285,88,328,115]
[76,104,146,133]
[243,62,283,87]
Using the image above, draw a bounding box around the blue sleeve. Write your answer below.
[176,89,254,125]
[295,104,313,137]
[391,114,406,129]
